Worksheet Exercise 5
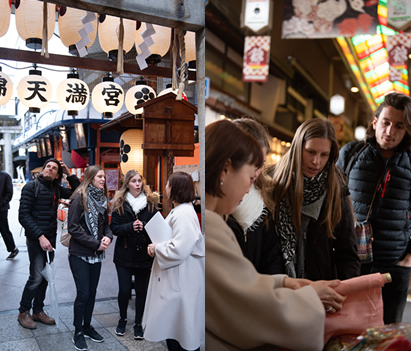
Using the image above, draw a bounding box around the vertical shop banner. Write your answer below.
[387,33,411,81]
[282,0,379,38]
[242,36,270,82]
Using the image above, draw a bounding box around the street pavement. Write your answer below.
[0,184,205,351]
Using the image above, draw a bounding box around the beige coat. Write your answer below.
[143,203,205,350]
[206,210,326,351]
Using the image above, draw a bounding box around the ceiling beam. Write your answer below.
[0,47,197,80]
[39,0,205,32]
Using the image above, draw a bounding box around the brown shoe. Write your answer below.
[18,311,37,329]
[32,311,55,325]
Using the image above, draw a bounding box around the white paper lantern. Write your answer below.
[136,23,171,63]
[355,125,366,141]
[15,0,55,50]
[120,129,144,176]
[330,94,345,116]
[185,31,196,64]
[98,15,135,60]
[58,7,97,55]
[18,69,52,113]
[125,79,156,115]
[0,0,11,38]
[0,69,13,106]
[57,74,90,115]
[91,77,124,118]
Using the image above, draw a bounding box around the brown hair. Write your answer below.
[167,172,195,204]
[111,170,157,216]
[366,93,411,147]
[205,120,264,197]
[70,165,109,212]
[271,118,342,238]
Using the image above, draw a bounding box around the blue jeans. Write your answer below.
[19,237,55,314]
[69,255,102,330]
[115,265,151,324]
[361,260,411,324]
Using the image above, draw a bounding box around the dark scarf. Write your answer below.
[278,164,329,277]
[85,184,107,239]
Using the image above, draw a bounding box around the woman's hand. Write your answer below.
[310,280,346,313]
[133,219,143,231]
[283,277,312,290]
[147,243,156,257]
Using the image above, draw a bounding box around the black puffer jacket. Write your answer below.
[19,175,80,240]
[337,137,411,263]
[68,193,113,257]
[110,201,157,268]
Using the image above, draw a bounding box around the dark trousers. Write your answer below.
[166,339,200,351]
[115,265,151,324]
[19,237,54,314]
[0,210,16,252]
[362,260,411,324]
[69,255,102,330]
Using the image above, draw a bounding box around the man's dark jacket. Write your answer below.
[336,137,411,263]
[0,171,13,211]
[18,174,80,240]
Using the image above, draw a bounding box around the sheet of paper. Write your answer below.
[145,211,172,243]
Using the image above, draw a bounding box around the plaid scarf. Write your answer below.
[85,184,107,240]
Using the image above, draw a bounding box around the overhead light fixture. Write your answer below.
[0,0,11,38]
[351,86,359,93]
[91,75,124,118]
[125,77,156,115]
[0,66,13,105]
[57,71,90,116]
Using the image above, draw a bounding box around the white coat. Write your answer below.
[143,203,205,350]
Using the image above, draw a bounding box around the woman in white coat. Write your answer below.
[144,171,204,351]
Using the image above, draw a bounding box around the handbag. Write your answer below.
[60,212,71,247]
[354,175,382,264]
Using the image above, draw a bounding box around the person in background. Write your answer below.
[18,158,80,330]
[270,118,360,281]
[205,119,346,351]
[110,170,158,339]
[0,163,19,260]
[144,172,204,351]
[227,118,284,274]
[337,92,411,324]
[68,165,113,351]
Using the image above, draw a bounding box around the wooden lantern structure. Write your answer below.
[100,92,197,216]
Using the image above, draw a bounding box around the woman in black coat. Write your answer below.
[110,170,158,340]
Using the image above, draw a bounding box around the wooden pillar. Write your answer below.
[143,154,157,189]
[162,150,174,217]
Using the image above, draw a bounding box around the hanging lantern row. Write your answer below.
[1,67,161,117]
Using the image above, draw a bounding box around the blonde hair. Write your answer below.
[111,170,157,216]
[271,119,343,238]
[70,165,109,213]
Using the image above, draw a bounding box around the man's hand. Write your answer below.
[397,253,411,267]
[60,161,71,176]
[39,235,53,252]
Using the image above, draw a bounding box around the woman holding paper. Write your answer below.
[145,172,205,351]
[110,170,158,339]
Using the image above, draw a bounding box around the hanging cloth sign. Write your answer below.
[242,36,270,82]
[387,33,411,82]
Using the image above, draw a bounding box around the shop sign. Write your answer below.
[242,36,270,82]
[387,0,411,32]
[242,0,272,33]
[387,33,411,82]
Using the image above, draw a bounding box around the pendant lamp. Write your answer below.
[0,67,13,106]
[15,0,55,50]
[185,31,196,67]
[57,72,90,116]
[91,76,124,118]
[158,84,187,101]
[58,6,97,56]
[125,77,156,115]
[0,0,11,38]
[136,23,172,64]
[120,129,144,176]
[98,15,135,61]
[17,68,52,113]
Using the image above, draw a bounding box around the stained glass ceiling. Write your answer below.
[337,0,409,109]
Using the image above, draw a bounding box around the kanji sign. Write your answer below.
[243,36,270,82]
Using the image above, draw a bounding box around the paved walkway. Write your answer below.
[0,185,204,351]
